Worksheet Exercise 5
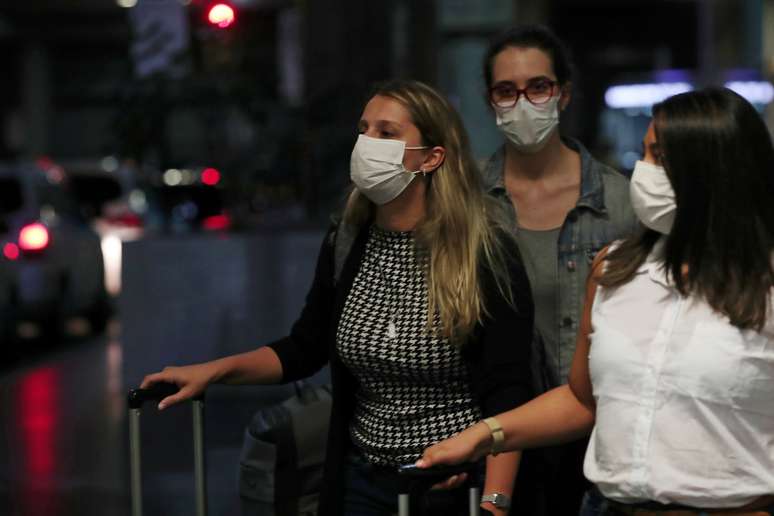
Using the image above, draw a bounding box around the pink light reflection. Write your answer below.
[18,367,60,476]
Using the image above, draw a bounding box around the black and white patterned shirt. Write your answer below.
[336,225,481,466]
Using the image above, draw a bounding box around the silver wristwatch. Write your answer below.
[481,492,511,509]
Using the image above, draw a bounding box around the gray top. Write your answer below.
[515,226,561,365]
[482,138,638,389]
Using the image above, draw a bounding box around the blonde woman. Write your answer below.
[141,79,534,516]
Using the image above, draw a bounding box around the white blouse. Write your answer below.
[584,241,774,508]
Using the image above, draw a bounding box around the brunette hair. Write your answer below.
[601,87,774,330]
[482,24,574,91]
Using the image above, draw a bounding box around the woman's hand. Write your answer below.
[140,363,218,410]
[416,421,492,468]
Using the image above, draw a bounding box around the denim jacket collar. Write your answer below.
[482,137,608,215]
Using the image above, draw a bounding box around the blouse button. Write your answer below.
[562,317,573,328]
[567,260,577,271]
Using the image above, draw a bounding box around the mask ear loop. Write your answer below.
[406,144,435,178]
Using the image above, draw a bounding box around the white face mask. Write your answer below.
[350,134,428,205]
[630,160,676,234]
[495,95,560,153]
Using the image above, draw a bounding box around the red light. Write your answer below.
[106,213,144,228]
[202,214,231,231]
[19,223,50,251]
[201,167,221,186]
[35,156,55,170]
[207,3,235,28]
[16,367,62,516]
[3,242,19,260]
[18,367,60,476]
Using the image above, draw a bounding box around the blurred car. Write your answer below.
[0,160,110,341]
[63,158,146,296]
[155,165,232,233]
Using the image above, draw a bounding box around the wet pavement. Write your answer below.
[0,323,301,516]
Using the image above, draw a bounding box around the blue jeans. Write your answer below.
[578,488,610,516]
[342,452,485,516]
[342,453,404,516]
[579,487,774,516]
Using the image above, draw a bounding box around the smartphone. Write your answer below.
[396,462,474,478]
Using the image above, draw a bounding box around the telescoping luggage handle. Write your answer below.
[396,462,481,516]
[127,383,207,516]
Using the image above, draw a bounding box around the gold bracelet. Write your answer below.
[482,417,505,456]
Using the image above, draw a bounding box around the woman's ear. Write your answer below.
[559,82,572,111]
[421,146,446,174]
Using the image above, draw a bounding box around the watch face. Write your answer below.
[482,493,510,509]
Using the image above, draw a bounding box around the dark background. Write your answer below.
[1,0,771,223]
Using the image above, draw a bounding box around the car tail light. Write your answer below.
[3,242,19,260]
[201,167,221,186]
[202,214,231,231]
[19,223,50,252]
[106,213,144,228]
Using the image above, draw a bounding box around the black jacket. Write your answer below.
[268,223,534,515]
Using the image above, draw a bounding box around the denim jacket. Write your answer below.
[482,138,637,390]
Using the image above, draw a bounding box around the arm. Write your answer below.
[474,238,535,516]
[140,347,284,409]
[141,226,339,408]
[418,247,609,467]
[481,452,521,516]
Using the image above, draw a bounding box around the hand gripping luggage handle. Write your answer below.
[397,462,481,516]
[127,382,205,409]
[127,383,207,516]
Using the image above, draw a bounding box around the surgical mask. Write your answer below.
[630,160,676,234]
[495,95,560,153]
[350,134,427,205]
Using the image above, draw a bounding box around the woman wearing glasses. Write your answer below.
[420,86,774,516]
[479,25,636,515]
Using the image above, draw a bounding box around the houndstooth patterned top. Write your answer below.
[336,225,481,466]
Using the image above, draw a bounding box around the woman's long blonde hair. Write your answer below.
[343,79,516,344]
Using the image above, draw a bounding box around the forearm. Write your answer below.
[210,345,284,385]
[498,385,594,450]
[482,451,520,515]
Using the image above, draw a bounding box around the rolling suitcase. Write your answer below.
[127,383,207,516]
[396,463,482,516]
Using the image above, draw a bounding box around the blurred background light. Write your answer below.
[604,82,694,109]
[128,190,148,213]
[101,235,123,296]
[180,168,195,185]
[19,223,50,252]
[201,167,221,186]
[202,213,231,231]
[101,156,119,173]
[3,243,20,261]
[207,3,235,28]
[724,81,774,104]
[163,169,182,186]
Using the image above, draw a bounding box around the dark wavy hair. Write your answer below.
[601,87,774,330]
[482,24,574,91]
